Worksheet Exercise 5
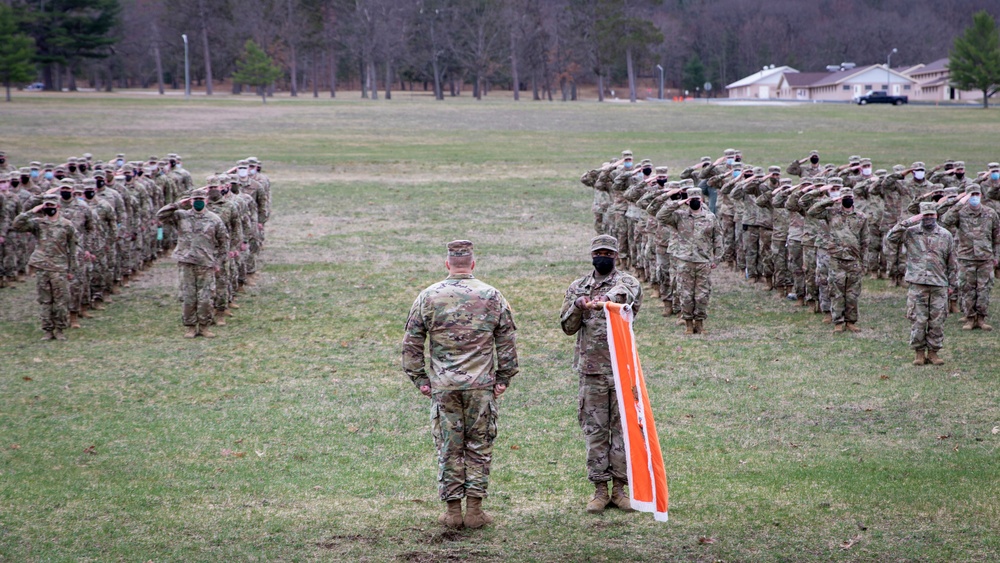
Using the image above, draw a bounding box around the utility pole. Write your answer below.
[183,34,191,99]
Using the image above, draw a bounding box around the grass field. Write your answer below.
[1,95,999,562]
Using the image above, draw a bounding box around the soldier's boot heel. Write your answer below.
[438,499,464,529]
[69,313,81,329]
[41,331,55,341]
[962,317,976,330]
[200,326,217,339]
[586,482,610,514]
[833,323,845,333]
[927,350,945,365]
[976,316,993,331]
[684,320,695,335]
[214,311,227,326]
[611,480,634,512]
[464,497,492,529]
[949,301,960,314]
[53,330,67,341]
[845,322,861,333]
[79,306,94,319]
[912,350,926,366]
[693,319,704,334]
[184,326,198,338]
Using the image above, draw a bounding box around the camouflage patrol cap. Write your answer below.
[621,150,633,158]
[967,184,982,194]
[67,157,78,164]
[82,153,93,161]
[638,158,652,167]
[753,166,764,177]
[43,162,55,170]
[809,150,819,156]
[943,187,959,196]
[700,156,712,163]
[54,164,67,173]
[912,162,926,170]
[18,166,31,174]
[246,157,260,165]
[724,148,736,156]
[82,178,97,187]
[919,202,937,216]
[42,193,60,203]
[116,153,126,158]
[767,165,781,174]
[779,178,792,186]
[206,175,221,187]
[732,162,744,170]
[57,180,76,190]
[29,161,41,168]
[860,158,872,165]
[800,179,814,186]
[848,155,861,164]
[988,162,999,170]
[590,235,618,253]
[122,164,135,173]
[954,161,965,169]
[892,165,905,173]
[665,181,681,190]
[189,188,208,199]
[840,187,853,196]
[875,169,887,176]
[687,187,703,198]
[72,183,85,194]
[447,240,474,257]
[827,177,844,186]
[680,178,695,188]
[655,166,669,176]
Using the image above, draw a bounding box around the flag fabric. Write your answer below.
[604,302,669,522]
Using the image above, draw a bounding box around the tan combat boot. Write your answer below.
[764,278,773,291]
[184,326,198,338]
[795,297,805,307]
[464,497,493,529]
[949,300,959,314]
[912,350,926,366]
[833,323,845,333]
[661,303,672,317]
[693,319,704,334]
[199,326,217,338]
[976,316,993,331]
[53,329,67,341]
[927,350,945,365]
[675,317,686,326]
[40,331,55,341]
[437,499,464,529]
[90,301,106,311]
[586,482,610,514]
[69,312,81,329]
[961,317,976,330]
[684,320,695,335]
[845,323,861,333]
[822,313,833,324]
[79,306,94,319]
[214,311,227,326]
[610,480,634,512]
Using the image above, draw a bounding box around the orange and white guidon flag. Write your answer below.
[605,302,668,522]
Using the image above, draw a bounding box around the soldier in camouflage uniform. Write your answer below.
[656,188,722,334]
[808,187,869,332]
[560,235,642,514]
[82,178,116,309]
[157,189,229,338]
[13,194,78,340]
[581,158,616,234]
[940,185,1000,331]
[206,177,243,326]
[402,240,518,530]
[786,150,822,179]
[886,203,958,366]
[641,180,683,316]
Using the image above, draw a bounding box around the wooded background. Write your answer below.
[7,0,999,99]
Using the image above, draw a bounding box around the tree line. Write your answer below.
[1,0,999,103]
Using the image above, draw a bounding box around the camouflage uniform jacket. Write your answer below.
[12,212,77,272]
[207,199,244,252]
[560,269,642,375]
[772,188,801,241]
[87,197,117,250]
[656,201,722,263]
[886,219,958,288]
[797,189,833,249]
[757,186,787,238]
[786,160,821,178]
[807,199,869,262]
[940,203,1000,262]
[928,170,961,188]
[0,191,19,239]
[402,273,518,391]
[156,204,229,268]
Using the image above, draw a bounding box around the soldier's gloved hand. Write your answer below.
[419,385,432,397]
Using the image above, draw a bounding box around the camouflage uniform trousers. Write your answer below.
[816,248,832,313]
[720,214,736,263]
[959,259,994,319]
[36,269,69,332]
[578,373,627,484]
[17,232,34,274]
[745,226,773,279]
[247,238,261,276]
[179,263,216,327]
[214,260,231,312]
[68,256,86,313]
[90,249,109,302]
[786,240,805,299]
[829,258,864,325]
[802,244,819,302]
[771,236,792,288]
[630,221,644,271]
[607,212,630,268]
[431,388,498,501]
[907,284,948,351]
[656,248,671,303]
[676,259,712,321]
[0,239,16,280]
[735,214,747,271]
[669,253,682,314]
[866,224,886,275]
[593,207,607,235]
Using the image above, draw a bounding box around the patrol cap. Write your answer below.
[680,178,695,188]
[943,187,959,196]
[447,240,474,257]
[58,179,76,189]
[860,158,872,166]
[919,202,937,216]
[840,187,854,196]
[665,181,681,190]
[809,150,819,156]
[621,150,633,158]
[767,165,781,174]
[732,162,744,170]
[687,187,703,198]
[43,162,55,170]
[116,153,126,159]
[122,164,135,173]
[189,188,208,199]
[967,184,982,195]
[590,235,618,253]
[912,161,926,170]
[827,177,844,186]
[82,153,93,161]
[800,179,814,186]
[29,161,41,168]
[753,166,764,177]
[67,157,78,164]
[875,169,887,176]
[638,159,652,167]
[72,183,85,193]
[654,166,669,176]
[83,178,97,187]
[206,175,221,187]
[18,166,31,174]
[700,156,712,163]
[724,148,736,156]
[779,178,792,186]
[42,194,60,204]
[892,165,905,173]
[954,161,965,169]
[246,157,260,165]
[848,155,861,163]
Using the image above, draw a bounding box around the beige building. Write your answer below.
[725,66,798,99]
[903,58,979,102]
[775,65,918,101]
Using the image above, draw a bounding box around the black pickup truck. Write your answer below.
[854,90,908,105]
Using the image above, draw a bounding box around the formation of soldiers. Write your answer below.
[581,150,1000,364]
[0,150,271,340]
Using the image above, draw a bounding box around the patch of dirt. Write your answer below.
[316,533,381,549]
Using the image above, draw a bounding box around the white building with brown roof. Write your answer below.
[775,65,918,101]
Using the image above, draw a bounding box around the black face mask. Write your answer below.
[642,167,652,176]
[68,166,77,173]
[95,178,105,188]
[20,175,30,184]
[931,194,943,202]
[60,191,72,200]
[955,172,965,180]
[690,199,702,210]
[43,207,57,217]
[84,190,95,199]
[230,184,240,194]
[670,193,684,201]
[842,197,854,208]
[170,160,177,167]
[55,174,65,180]
[592,256,615,276]
[124,174,133,182]
[656,178,667,187]
[10,180,20,188]
[735,157,742,162]
[810,156,820,164]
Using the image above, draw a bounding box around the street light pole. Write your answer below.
[182,34,190,100]
[886,47,897,93]
[656,64,664,100]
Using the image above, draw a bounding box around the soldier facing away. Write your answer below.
[402,240,519,530]
[560,234,642,514]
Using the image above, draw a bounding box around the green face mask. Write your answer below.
[193,200,206,211]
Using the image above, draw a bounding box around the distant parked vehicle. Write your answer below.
[854,90,908,105]
[24,83,44,91]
